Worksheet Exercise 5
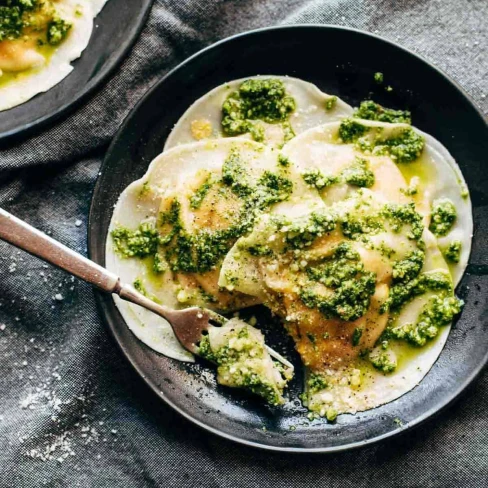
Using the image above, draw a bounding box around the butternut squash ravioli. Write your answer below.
[0,0,108,110]
[106,77,472,418]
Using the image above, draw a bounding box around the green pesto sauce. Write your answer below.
[383,271,452,314]
[369,343,397,373]
[300,243,377,322]
[381,203,424,241]
[0,0,38,41]
[354,100,412,124]
[444,240,462,263]
[198,326,286,405]
[221,78,296,142]
[385,295,463,347]
[352,327,363,346]
[301,157,374,190]
[392,250,425,282]
[0,1,71,44]
[46,16,71,45]
[341,157,375,188]
[111,222,160,259]
[301,168,338,190]
[325,96,337,111]
[277,153,290,167]
[113,149,293,275]
[429,198,457,237]
[374,72,384,84]
[189,175,214,209]
[307,372,328,394]
[339,118,425,164]
[278,210,337,250]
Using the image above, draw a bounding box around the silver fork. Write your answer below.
[0,208,292,368]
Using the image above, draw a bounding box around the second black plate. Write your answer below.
[89,25,488,452]
[0,0,153,142]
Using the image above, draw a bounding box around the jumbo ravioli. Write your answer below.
[107,77,472,417]
[0,0,108,110]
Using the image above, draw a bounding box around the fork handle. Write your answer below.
[0,208,181,322]
[0,208,122,293]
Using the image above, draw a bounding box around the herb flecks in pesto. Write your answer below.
[47,16,71,45]
[221,78,296,142]
[352,327,363,346]
[301,168,338,190]
[0,1,72,46]
[392,250,425,283]
[111,222,160,258]
[280,210,337,250]
[0,0,38,42]
[339,118,367,143]
[325,96,337,111]
[383,271,452,314]
[307,373,328,393]
[429,198,457,237]
[369,346,397,373]
[198,325,291,405]
[338,119,425,164]
[354,100,411,124]
[381,203,424,241]
[386,295,463,347]
[341,157,375,188]
[189,175,214,209]
[300,244,376,322]
[444,240,462,263]
[374,128,424,163]
[374,72,384,84]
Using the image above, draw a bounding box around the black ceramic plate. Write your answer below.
[88,25,488,452]
[0,0,153,142]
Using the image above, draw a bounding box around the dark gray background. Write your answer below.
[0,0,487,486]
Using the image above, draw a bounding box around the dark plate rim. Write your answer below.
[88,23,488,453]
[0,0,153,142]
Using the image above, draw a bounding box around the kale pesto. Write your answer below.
[369,346,397,373]
[354,100,411,124]
[189,175,214,209]
[381,202,424,241]
[325,96,337,111]
[429,198,457,236]
[47,16,71,45]
[278,210,337,249]
[300,266,376,322]
[0,1,71,45]
[444,240,462,263]
[221,78,296,142]
[307,372,328,393]
[198,324,290,405]
[301,168,338,190]
[385,295,463,347]
[111,222,160,259]
[341,157,375,188]
[352,327,363,346]
[0,0,38,41]
[338,118,425,164]
[114,148,293,275]
[382,271,452,314]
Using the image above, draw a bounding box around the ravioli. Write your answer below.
[165,76,353,149]
[107,138,300,361]
[0,0,108,111]
[107,77,472,416]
